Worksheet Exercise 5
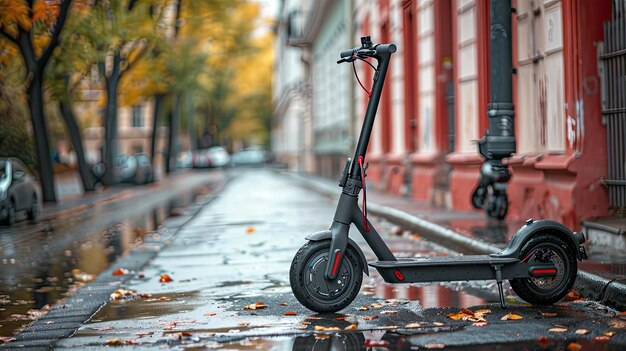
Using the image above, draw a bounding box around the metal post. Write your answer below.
[471,0,516,220]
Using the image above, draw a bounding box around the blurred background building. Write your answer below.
[272,0,626,231]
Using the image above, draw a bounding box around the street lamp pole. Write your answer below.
[471,0,516,220]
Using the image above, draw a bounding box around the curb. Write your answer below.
[4,177,231,349]
[285,171,626,312]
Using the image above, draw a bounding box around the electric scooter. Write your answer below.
[289,36,588,313]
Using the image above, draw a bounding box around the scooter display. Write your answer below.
[289,36,588,313]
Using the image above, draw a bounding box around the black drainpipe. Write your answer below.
[470,0,516,220]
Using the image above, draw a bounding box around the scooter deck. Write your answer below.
[369,255,521,283]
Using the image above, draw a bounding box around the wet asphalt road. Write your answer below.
[0,170,225,337]
[33,169,623,350]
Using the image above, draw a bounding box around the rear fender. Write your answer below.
[490,219,586,261]
[306,230,369,275]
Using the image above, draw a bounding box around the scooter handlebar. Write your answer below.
[339,43,397,59]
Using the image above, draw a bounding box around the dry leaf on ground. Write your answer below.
[284,311,297,316]
[363,315,379,321]
[575,329,589,334]
[501,313,523,320]
[540,312,558,318]
[243,302,267,310]
[381,310,398,315]
[344,324,358,330]
[159,274,173,283]
[112,268,129,276]
[567,342,582,351]
[548,327,567,333]
[405,323,421,328]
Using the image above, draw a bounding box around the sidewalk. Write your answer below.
[284,170,626,311]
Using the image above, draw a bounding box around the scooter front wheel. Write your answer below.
[509,233,577,305]
[290,240,363,313]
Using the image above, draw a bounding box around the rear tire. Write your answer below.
[510,233,577,305]
[290,240,362,313]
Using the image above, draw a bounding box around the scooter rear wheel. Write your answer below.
[510,233,577,305]
[290,240,363,313]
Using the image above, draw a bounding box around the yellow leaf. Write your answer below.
[405,323,421,328]
[501,313,523,321]
[344,324,357,330]
[567,343,582,351]
[574,329,589,334]
[548,327,568,333]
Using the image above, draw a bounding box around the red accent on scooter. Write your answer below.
[394,270,404,281]
[357,156,370,232]
[331,251,342,276]
[531,268,557,276]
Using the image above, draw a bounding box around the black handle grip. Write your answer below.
[376,43,397,55]
[341,49,356,58]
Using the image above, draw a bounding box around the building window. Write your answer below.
[132,105,143,128]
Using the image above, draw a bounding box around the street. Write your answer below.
[0,170,226,339]
[2,169,621,350]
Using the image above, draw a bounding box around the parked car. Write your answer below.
[192,149,211,168]
[0,157,40,225]
[114,153,154,185]
[177,151,193,169]
[206,146,230,168]
[230,148,266,167]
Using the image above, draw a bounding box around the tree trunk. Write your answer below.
[165,94,180,174]
[102,51,121,185]
[150,93,164,165]
[27,71,56,203]
[59,99,96,192]
[186,92,196,151]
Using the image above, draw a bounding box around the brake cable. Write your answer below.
[357,155,370,232]
[352,57,377,99]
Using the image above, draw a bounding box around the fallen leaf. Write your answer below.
[537,336,550,347]
[137,273,145,278]
[238,322,250,326]
[357,306,369,311]
[279,302,288,306]
[501,313,523,321]
[299,321,311,325]
[344,324,358,330]
[315,334,330,340]
[575,329,589,335]
[548,327,567,333]
[112,268,129,276]
[283,311,297,316]
[405,323,421,328]
[447,312,471,321]
[383,325,398,329]
[363,315,378,321]
[159,274,173,283]
[567,343,582,351]
[0,337,16,343]
[158,296,171,301]
[425,344,445,349]
[138,293,151,298]
[604,331,616,337]
[475,309,491,314]
[541,312,558,318]
[461,308,475,316]
[306,316,322,320]
[243,302,267,310]
[204,313,217,317]
[335,316,348,321]
[564,290,584,301]
[110,289,135,301]
[433,322,444,326]
[381,310,397,315]
[126,340,139,345]
[97,326,113,331]
[105,339,126,346]
[619,311,626,315]
[313,326,340,331]
[246,226,255,233]
[473,321,488,327]
[593,336,611,342]
[370,303,383,308]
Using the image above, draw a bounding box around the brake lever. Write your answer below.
[337,56,356,64]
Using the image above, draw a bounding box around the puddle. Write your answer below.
[0,183,217,336]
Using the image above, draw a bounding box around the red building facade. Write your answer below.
[354,0,615,229]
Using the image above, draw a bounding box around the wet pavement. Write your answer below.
[7,169,616,350]
[0,170,226,337]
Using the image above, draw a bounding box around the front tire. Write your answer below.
[510,233,577,305]
[27,194,39,224]
[290,240,363,313]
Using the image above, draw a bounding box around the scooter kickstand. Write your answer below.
[494,265,506,308]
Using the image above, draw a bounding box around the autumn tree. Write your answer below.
[0,0,73,202]
[69,0,157,185]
